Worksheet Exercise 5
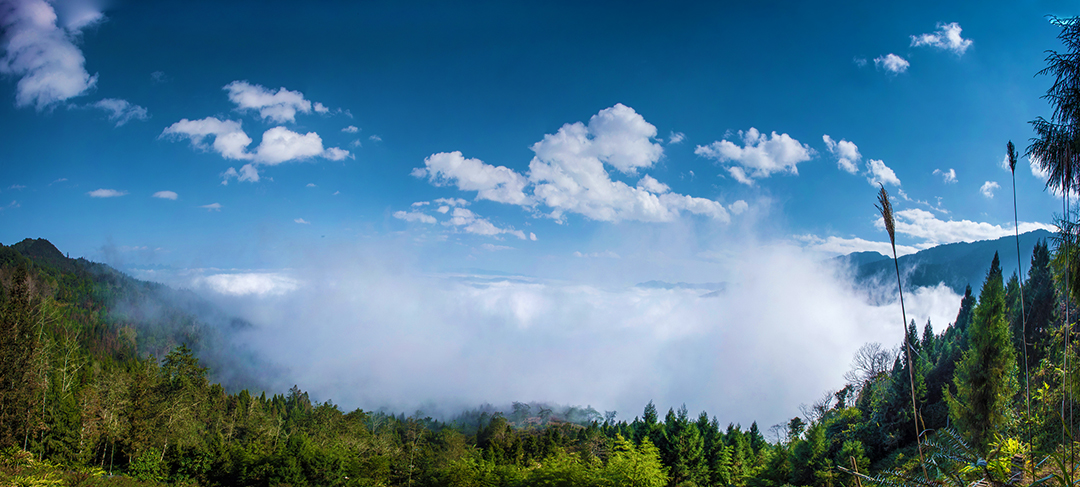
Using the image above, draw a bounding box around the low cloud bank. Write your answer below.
[179,240,961,429]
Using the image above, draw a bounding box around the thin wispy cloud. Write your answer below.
[91,98,149,126]
[152,190,178,200]
[87,188,127,198]
[933,168,957,184]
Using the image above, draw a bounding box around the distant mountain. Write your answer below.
[844,229,1055,296]
[2,238,278,392]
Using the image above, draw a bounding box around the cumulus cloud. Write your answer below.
[874,54,910,74]
[88,188,126,198]
[92,98,149,126]
[445,207,526,239]
[933,168,957,184]
[0,0,98,110]
[415,105,730,223]
[221,164,260,184]
[253,126,327,164]
[393,210,437,224]
[668,131,686,144]
[911,22,973,56]
[369,135,381,142]
[342,125,359,133]
[162,117,253,160]
[881,208,1055,247]
[163,118,349,169]
[295,218,310,224]
[413,151,531,205]
[980,181,1000,198]
[695,128,814,185]
[224,81,315,123]
[866,159,901,186]
[200,202,222,211]
[822,135,861,174]
[152,190,178,200]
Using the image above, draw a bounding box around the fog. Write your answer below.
[164,233,963,430]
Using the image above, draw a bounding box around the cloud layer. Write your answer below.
[184,240,962,428]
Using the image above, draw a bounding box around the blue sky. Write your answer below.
[1,0,1076,425]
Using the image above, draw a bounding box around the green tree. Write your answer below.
[946,253,1019,451]
[0,264,40,448]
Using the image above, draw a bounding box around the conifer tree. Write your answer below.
[946,252,1019,451]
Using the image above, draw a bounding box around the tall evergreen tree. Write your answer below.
[946,253,1020,451]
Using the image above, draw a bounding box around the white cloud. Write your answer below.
[874,54,910,74]
[162,117,254,160]
[314,102,329,114]
[369,135,382,142]
[729,200,749,215]
[413,151,531,205]
[574,250,621,258]
[221,164,260,184]
[434,197,468,207]
[342,125,359,133]
[195,272,299,296]
[866,159,901,186]
[636,175,670,194]
[980,181,1000,198]
[92,98,149,126]
[668,131,686,144]
[911,22,973,56]
[0,0,98,110]
[796,234,919,257]
[481,243,513,252]
[695,128,814,185]
[165,119,345,170]
[152,190,178,200]
[87,188,126,198]
[416,105,731,223]
[224,81,314,123]
[853,57,868,68]
[200,202,222,211]
[322,147,351,161]
[393,210,437,224]
[306,183,316,188]
[883,208,1055,246]
[1030,157,1049,180]
[445,207,526,239]
[822,135,860,174]
[253,126,326,164]
[295,218,310,224]
[933,168,957,184]
[530,232,537,241]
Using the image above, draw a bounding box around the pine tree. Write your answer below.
[945,252,1020,451]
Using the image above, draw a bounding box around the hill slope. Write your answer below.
[843,229,1054,296]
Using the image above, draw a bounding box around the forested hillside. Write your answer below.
[0,228,1074,486]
